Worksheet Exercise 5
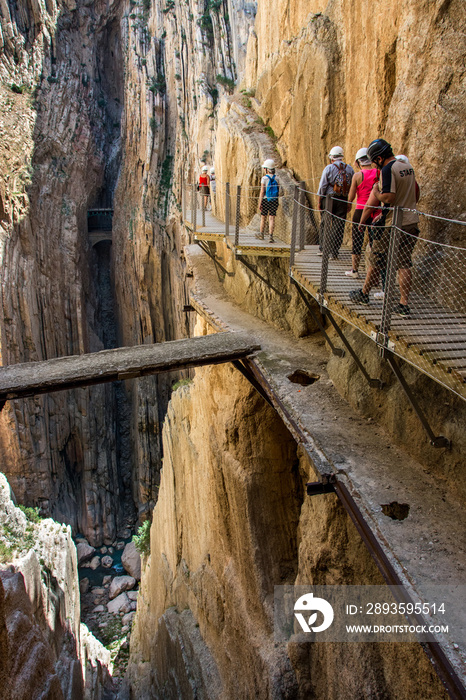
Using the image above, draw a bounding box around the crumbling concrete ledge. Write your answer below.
[185,243,466,697]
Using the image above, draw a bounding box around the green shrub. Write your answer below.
[133,520,151,556]
[172,378,193,391]
[19,505,41,523]
[264,124,276,140]
[216,74,235,93]
[148,73,166,95]
[0,542,12,563]
[162,0,175,13]
[149,117,157,132]
[10,83,25,94]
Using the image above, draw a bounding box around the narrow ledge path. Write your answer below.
[184,243,466,696]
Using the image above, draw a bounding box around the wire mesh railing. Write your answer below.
[183,180,300,247]
[182,178,466,394]
[289,192,466,397]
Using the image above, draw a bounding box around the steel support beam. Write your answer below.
[237,255,288,298]
[385,352,450,448]
[291,278,344,357]
[323,310,383,388]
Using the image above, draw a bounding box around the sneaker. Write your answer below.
[255,233,264,240]
[345,270,359,279]
[395,303,410,317]
[317,250,323,256]
[269,237,275,243]
[349,289,370,305]
[373,291,385,299]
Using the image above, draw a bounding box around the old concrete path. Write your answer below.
[185,243,466,695]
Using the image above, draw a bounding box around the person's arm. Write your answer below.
[347,172,362,211]
[359,191,380,227]
[372,162,396,204]
[317,166,330,210]
[372,185,395,205]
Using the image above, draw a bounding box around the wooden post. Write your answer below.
[320,194,333,299]
[289,185,299,273]
[299,181,305,250]
[201,185,205,227]
[191,183,195,226]
[225,183,230,239]
[235,185,241,247]
[379,207,402,350]
[193,185,197,232]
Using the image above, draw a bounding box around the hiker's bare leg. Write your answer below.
[260,215,266,235]
[398,268,411,306]
[352,253,361,272]
[269,216,276,238]
[362,266,378,295]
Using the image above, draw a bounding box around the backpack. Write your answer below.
[265,174,279,200]
[333,162,350,197]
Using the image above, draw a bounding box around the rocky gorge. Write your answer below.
[0,0,465,697]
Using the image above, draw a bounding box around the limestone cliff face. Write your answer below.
[0,472,112,699]
[0,0,135,545]
[127,354,447,699]
[244,0,466,224]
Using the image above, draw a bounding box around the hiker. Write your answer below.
[356,154,419,300]
[349,139,420,316]
[257,159,280,243]
[317,146,354,258]
[209,167,216,194]
[198,165,210,210]
[209,167,216,210]
[345,148,379,278]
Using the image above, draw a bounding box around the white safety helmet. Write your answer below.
[355,147,372,166]
[210,167,215,174]
[201,165,209,172]
[395,154,410,164]
[328,146,344,159]
[262,159,275,169]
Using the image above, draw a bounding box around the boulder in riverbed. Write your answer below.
[109,576,136,600]
[122,541,141,580]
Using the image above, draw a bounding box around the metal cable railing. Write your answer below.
[183,179,466,396]
[289,192,466,398]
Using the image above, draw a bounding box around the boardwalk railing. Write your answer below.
[183,181,298,247]
[182,179,466,397]
[290,189,466,399]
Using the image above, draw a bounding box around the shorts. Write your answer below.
[369,223,419,271]
[260,198,279,216]
[200,185,210,195]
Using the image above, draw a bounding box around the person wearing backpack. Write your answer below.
[317,146,355,258]
[257,159,280,243]
[344,147,380,278]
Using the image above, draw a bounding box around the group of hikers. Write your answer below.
[198,137,419,316]
[317,139,420,317]
[198,165,216,210]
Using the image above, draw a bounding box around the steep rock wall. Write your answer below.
[0,0,136,545]
[127,352,447,699]
[0,472,113,699]
[244,0,466,224]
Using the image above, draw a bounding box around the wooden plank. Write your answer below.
[0,333,260,402]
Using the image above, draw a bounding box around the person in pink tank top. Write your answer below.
[345,148,379,278]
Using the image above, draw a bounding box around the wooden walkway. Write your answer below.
[292,246,466,399]
[0,333,260,404]
[184,208,291,258]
